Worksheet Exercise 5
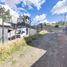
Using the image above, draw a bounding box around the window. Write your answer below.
[21,31,25,34]
[16,30,21,34]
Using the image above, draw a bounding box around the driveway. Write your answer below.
[32,32,67,67]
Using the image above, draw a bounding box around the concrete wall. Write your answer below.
[8,27,37,38]
[21,28,37,37]
[28,28,37,36]
[0,27,8,43]
[20,28,37,37]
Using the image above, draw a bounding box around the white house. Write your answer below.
[8,22,37,40]
[0,18,11,43]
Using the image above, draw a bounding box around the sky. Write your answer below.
[0,0,67,25]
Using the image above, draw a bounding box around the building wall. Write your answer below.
[0,27,2,42]
[21,28,37,37]
[8,27,37,39]
[0,27,8,43]
[28,28,37,36]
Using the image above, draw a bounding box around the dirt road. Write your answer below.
[32,32,67,67]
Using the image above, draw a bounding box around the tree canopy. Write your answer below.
[0,7,11,22]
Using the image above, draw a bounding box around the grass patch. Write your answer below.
[0,38,27,63]
[11,60,16,65]
[39,30,49,35]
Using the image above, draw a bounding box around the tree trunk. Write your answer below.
[15,25,16,39]
[29,28,30,36]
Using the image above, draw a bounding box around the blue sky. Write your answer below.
[0,0,67,25]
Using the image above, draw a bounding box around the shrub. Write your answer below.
[39,30,48,35]
[55,25,59,28]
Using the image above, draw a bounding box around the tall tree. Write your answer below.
[21,15,31,35]
[0,7,11,43]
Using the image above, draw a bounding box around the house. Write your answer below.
[17,16,37,37]
[0,19,11,43]
[8,21,37,40]
[9,22,37,39]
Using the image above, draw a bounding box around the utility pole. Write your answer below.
[64,14,66,22]
[64,14,67,25]
[2,18,4,43]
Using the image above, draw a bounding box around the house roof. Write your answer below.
[11,22,36,29]
[0,22,11,27]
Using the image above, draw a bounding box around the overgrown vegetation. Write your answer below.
[55,24,59,28]
[0,38,27,63]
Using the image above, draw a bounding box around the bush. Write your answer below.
[39,30,48,35]
[55,25,59,28]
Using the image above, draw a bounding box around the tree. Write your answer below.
[22,15,30,24]
[5,10,11,22]
[0,7,11,43]
[22,15,31,35]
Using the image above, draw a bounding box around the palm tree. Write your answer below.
[0,7,11,43]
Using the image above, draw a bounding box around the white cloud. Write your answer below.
[52,0,67,14]
[5,0,45,11]
[17,7,26,12]
[23,13,31,17]
[32,14,46,25]
[32,14,57,25]
[5,0,19,8]
[4,0,27,15]
[0,0,45,17]
[34,14,46,22]
[23,0,45,10]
